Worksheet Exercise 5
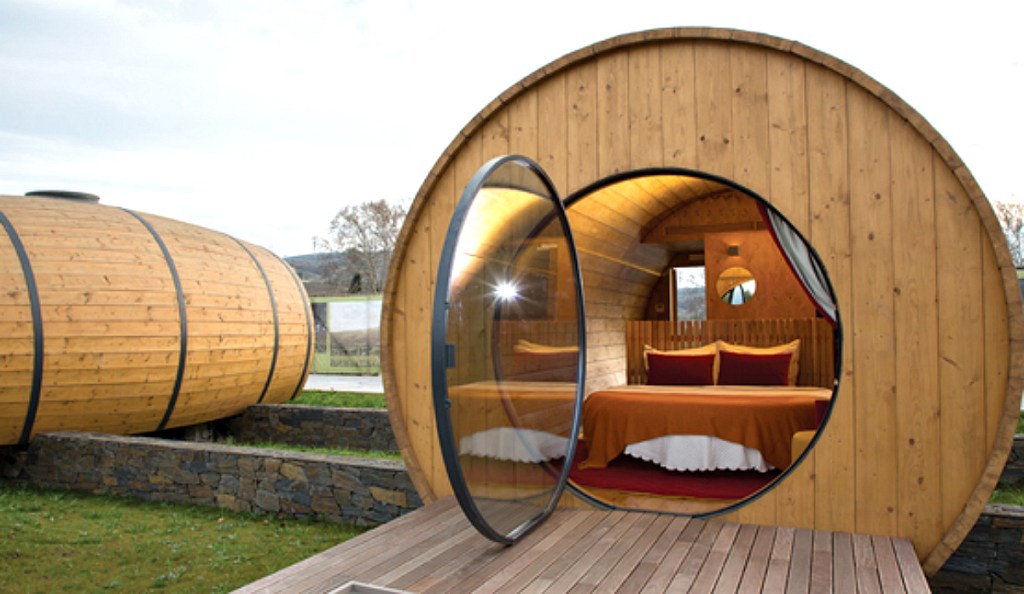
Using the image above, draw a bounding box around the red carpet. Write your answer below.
[563,441,780,500]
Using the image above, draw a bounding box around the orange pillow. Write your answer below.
[716,339,800,386]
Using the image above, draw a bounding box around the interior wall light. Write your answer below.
[727,245,740,256]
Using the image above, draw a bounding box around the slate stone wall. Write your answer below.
[0,431,420,526]
[219,405,397,453]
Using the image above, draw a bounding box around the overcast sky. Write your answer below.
[1,0,1020,257]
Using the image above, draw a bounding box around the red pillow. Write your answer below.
[717,350,792,386]
[646,353,716,386]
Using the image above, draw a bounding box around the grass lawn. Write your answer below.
[0,483,367,593]
[290,390,386,409]
[218,437,402,461]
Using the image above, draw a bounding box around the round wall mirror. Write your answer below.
[717,266,756,306]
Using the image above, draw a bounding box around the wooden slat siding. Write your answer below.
[890,113,944,557]
[624,318,833,387]
[848,84,899,538]
[982,226,1011,457]
[806,62,856,535]
[729,44,770,193]
[935,162,987,533]
[385,30,1020,571]
[694,41,734,180]
[597,49,629,178]
[661,41,698,167]
[628,45,663,170]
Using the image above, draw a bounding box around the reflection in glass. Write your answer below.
[717,266,756,306]
[441,159,582,541]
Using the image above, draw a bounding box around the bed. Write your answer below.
[449,380,576,463]
[579,384,830,472]
[579,338,832,473]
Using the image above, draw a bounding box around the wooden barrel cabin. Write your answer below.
[382,28,1023,573]
[0,192,313,446]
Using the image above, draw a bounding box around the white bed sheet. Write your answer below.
[624,435,774,472]
[459,428,569,463]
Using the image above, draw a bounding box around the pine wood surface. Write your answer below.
[381,28,1022,574]
[0,196,312,444]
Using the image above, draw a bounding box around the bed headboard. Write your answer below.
[625,318,835,388]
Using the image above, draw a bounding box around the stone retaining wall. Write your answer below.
[0,431,421,526]
[218,405,397,452]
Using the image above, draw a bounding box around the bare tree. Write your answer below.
[994,202,1024,268]
[316,199,407,294]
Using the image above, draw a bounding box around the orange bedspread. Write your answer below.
[580,385,830,470]
[449,380,577,439]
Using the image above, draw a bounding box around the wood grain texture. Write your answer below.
[382,28,1020,573]
[0,196,312,443]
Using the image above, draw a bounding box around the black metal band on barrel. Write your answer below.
[0,211,44,446]
[122,209,187,432]
[283,260,313,400]
[232,239,280,404]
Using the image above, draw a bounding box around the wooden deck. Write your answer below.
[236,498,931,593]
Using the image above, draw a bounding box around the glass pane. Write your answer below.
[434,156,584,542]
[674,266,707,320]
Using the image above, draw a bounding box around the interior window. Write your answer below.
[673,266,706,321]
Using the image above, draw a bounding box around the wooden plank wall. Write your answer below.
[625,318,835,388]
[382,29,1021,572]
[0,198,312,443]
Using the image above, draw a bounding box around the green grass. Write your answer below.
[1018,410,1024,435]
[291,390,387,409]
[218,437,402,461]
[990,483,1024,506]
[0,483,367,593]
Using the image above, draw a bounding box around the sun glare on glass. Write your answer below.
[494,281,519,301]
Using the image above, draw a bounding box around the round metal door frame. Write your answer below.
[431,154,587,544]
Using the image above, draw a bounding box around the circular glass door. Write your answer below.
[431,155,586,544]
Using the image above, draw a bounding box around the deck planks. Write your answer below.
[235,499,931,593]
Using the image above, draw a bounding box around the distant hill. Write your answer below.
[286,252,352,297]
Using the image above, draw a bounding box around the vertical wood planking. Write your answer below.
[766,50,813,530]
[981,231,1010,453]
[766,52,810,236]
[566,60,597,195]
[935,163,987,528]
[660,42,697,167]
[628,45,663,169]
[728,44,770,193]
[693,42,734,179]
[889,119,943,556]
[847,86,898,537]
[805,64,855,534]
[596,50,629,178]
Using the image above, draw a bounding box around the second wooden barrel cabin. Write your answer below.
[381,27,1023,574]
[0,192,313,445]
